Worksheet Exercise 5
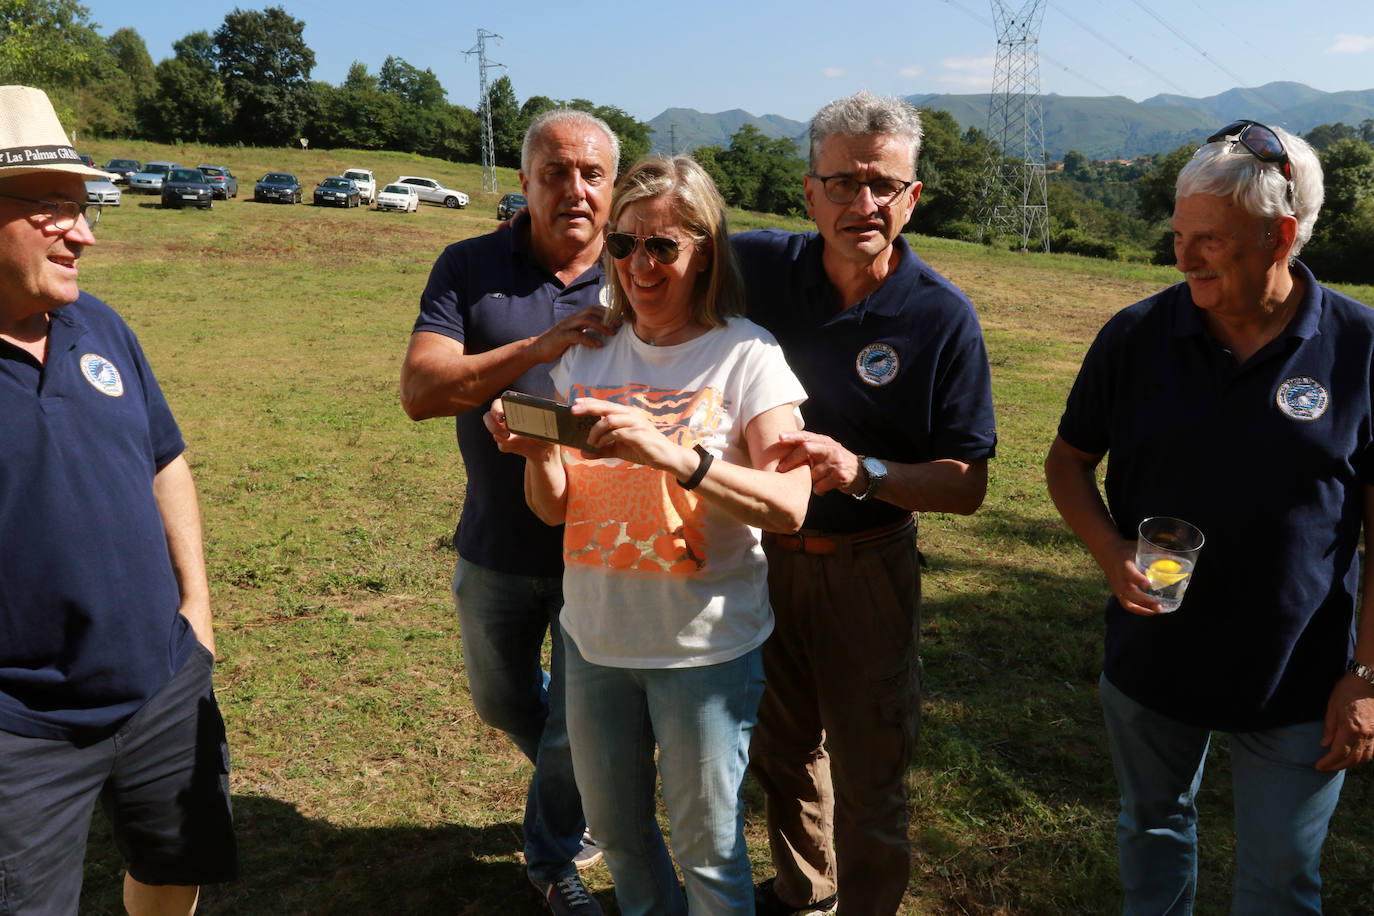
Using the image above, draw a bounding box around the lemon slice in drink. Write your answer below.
[1146,558,1189,587]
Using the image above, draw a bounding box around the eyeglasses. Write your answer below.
[605,231,683,264]
[1206,120,1293,182]
[0,193,101,232]
[807,173,915,207]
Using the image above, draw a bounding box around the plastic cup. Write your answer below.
[1135,517,1205,613]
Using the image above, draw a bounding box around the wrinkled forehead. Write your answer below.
[530,124,615,170]
[813,132,915,178]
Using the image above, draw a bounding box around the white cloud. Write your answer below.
[1331,34,1374,53]
[938,56,995,91]
[823,66,847,78]
[899,64,924,78]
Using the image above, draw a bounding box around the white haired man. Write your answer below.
[1046,120,1374,911]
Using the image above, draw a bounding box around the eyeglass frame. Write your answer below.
[0,193,101,232]
[806,172,917,207]
[604,230,688,265]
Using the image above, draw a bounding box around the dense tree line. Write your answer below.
[1,0,651,169]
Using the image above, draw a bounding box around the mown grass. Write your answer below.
[72,140,1374,914]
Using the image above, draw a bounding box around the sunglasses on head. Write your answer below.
[605,231,682,264]
[1207,119,1293,182]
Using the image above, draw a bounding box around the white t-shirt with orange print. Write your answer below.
[551,316,806,669]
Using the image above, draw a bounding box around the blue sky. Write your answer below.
[85,0,1374,123]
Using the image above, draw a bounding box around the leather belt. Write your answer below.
[764,516,914,556]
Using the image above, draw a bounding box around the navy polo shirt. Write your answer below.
[414,212,607,576]
[1059,260,1374,731]
[0,293,193,740]
[733,229,997,533]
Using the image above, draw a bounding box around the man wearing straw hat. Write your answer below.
[0,86,236,915]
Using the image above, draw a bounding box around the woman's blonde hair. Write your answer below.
[603,155,745,328]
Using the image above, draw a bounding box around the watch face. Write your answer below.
[863,456,887,481]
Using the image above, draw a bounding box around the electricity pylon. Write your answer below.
[977,0,1050,252]
[465,29,504,193]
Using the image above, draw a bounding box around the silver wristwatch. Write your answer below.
[1348,660,1374,685]
[855,456,887,501]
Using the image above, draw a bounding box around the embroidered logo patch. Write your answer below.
[80,353,124,397]
[855,343,899,387]
[1275,376,1328,421]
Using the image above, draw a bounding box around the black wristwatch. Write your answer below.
[854,456,887,501]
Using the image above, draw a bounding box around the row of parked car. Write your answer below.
[87,157,474,215]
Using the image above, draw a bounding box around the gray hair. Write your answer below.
[520,109,621,177]
[808,91,924,177]
[1176,123,1324,257]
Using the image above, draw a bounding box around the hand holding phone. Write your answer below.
[500,391,598,451]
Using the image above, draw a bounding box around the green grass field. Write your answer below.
[70,140,1374,914]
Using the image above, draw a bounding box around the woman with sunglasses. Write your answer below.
[1047,121,1374,913]
[487,155,811,915]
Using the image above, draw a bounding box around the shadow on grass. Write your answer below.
[80,794,615,915]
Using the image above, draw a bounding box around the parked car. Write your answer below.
[394,175,469,209]
[85,178,122,207]
[254,172,303,204]
[197,164,238,199]
[496,192,527,221]
[130,161,178,194]
[102,158,141,184]
[341,168,376,204]
[313,177,360,208]
[161,168,214,209]
[374,183,419,212]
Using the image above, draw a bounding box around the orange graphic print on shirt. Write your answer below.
[563,383,726,575]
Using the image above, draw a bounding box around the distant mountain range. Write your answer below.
[646,82,1374,161]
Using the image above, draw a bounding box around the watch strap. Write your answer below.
[678,443,714,490]
[1348,659,1374,685]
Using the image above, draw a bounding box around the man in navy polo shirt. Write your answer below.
[0,86,235,915]
[400,109,617,916]
[1047,122,1374,911]
[734,91,997,916]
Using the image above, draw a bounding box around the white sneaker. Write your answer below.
[572,828,603,870]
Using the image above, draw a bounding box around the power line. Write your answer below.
[464,28,505,194]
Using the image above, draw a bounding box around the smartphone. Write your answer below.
[500,391,598,451]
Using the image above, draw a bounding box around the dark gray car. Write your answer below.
[161,168,214,210]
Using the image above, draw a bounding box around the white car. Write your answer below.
[341,168,376,204]
[85,178,122,206]
[374,183,419,212]
[394,175,469,209]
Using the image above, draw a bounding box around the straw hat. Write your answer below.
[0,85,108,181]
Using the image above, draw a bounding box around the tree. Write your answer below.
[213,6,315,145]
[1303,138,1374,282]
[482,75,522,168]
[0,0,102,88]
[1136,143,1199,224]
[378,56,446,110]
[1303,122,1358,152]
[913,111,998,239]
[142,30,225,143]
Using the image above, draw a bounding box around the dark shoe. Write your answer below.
[755,877,837,916]
[572,828,603,870]
[530,872,602,916]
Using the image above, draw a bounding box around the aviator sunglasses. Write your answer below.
[1206,119,1293,182]
[605,231,683,264]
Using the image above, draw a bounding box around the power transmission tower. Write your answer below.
[464,28,505,193]
[977,0,1050,252]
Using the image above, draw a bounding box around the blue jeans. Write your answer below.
[1099,673,1344,915]
[452,557,585,883]
[564,631,765,916]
